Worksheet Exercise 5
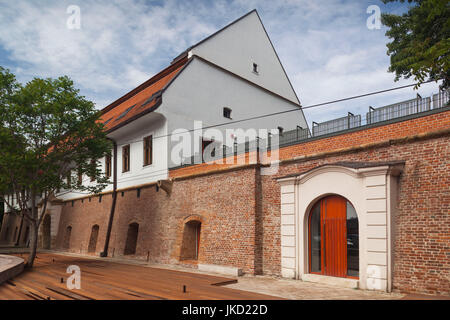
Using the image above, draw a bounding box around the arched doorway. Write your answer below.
[180,220,201,261]
[124,223,139,255]
[309,195,359,278]
[63,226,72,249]
[42,214,51,249]
[88,225,99,253]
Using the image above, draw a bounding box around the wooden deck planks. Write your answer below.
[0,253,279,300]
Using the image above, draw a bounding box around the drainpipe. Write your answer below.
[100,139,117,257]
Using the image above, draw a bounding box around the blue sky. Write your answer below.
[0,0,442,124]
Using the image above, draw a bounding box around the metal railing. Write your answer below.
[171,89,449,168]
[312,112,361,137]
[367,90,449,125]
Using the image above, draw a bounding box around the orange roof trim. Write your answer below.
[99,56,188,132]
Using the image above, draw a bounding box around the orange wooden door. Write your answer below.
[322,196,347,277]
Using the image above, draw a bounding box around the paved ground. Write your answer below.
[225,275,404,300]
[1,250,447,300]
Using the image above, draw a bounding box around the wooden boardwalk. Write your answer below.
[0,253,279,300]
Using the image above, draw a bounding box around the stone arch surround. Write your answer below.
[278,162,404,291]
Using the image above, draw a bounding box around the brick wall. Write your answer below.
[52,109,450,295]
[0,213,31,246]
[260,134,449,295]
[55,196,111,255]
[56,168,261,274]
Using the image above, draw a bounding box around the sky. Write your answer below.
[0,0,443,125]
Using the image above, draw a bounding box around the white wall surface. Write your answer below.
[162,58,307,168]
[57,112,168,201]
[191,10,300,105]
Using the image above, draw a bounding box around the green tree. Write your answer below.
[0,67,112,267]
[381,0,450,88]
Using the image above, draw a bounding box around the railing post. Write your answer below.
[368,106,375,124]
[296,126,302,141]
[347,112,354,130]
[312,121,318,137]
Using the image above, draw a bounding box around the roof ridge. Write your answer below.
[170,9,257,65]
[101,56,188,115]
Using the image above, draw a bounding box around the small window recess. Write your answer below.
[252,63,259,74]
[223,107,232,119]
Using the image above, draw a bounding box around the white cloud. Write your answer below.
[0,0,441,125]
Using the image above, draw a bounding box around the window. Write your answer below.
[202,139,214,161]
[223,107,232,119]
[143,135,153,166]
[122,145,130,172]
[253,63,259,74]
[105,153,112,178]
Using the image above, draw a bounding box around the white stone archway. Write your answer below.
[277,162,403,292]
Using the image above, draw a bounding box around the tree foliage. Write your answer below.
[0,66,112,266]
[381,0,450,88]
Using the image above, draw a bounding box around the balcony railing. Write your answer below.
[312,112,361,137]
[173,89,449,168]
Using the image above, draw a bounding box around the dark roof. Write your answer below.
[277,161,405,180]
[99,56,188,132]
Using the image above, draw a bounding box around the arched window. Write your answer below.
[88,225,99,253]
[180,220,201,261]
[124,223,139,255]
[309,195,359,278]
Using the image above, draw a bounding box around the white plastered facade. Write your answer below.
[278,164,403,291]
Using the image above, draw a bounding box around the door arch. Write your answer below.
[308,195,359,278]
[88,225,99,253]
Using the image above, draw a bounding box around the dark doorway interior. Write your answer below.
[88,225,99,253]
[124,223,139,255]
[180,221,201,260]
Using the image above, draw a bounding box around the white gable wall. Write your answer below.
[190,11,300,105]
[162,58,307,168]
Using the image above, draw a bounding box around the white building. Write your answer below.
[57,9,307,200]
